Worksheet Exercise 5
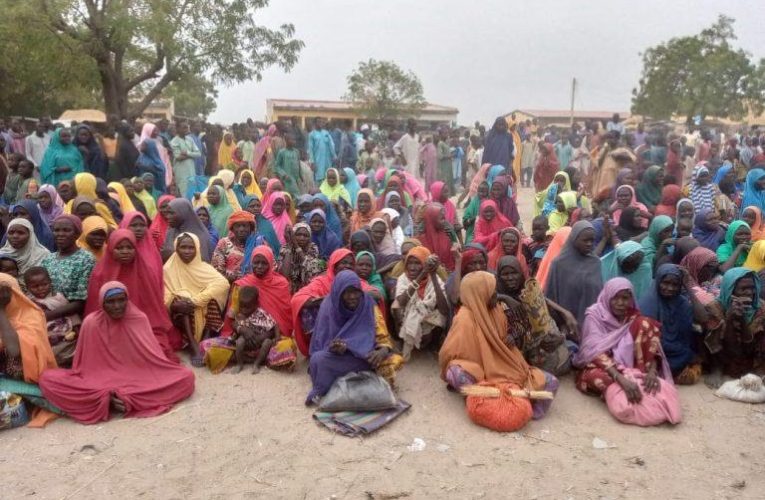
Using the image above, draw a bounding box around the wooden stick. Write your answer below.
[459,385,554,400]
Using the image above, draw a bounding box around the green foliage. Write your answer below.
[344,59,426,121]
[164,75,218,120]
[631,15,765,121]
[5,0,303,119]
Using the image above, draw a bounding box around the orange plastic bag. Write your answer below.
[466,382,533,432]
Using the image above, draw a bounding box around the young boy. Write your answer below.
[24,266,81,367]
[0,256,19,278]
[523,216,552,276]
[230,286,279,374]
[15,159,37,202]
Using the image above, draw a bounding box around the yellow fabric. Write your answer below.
[107,182,136,213]
[217,133,237,169]
[372,305,404,385]
[62,173,118,229]
[216,168,242,210]
[743,240,765,272]
[546,191,578,235]
[534,172,571,216]
[511,129,522,182]
[205,347,234,374]
[131,177,158,219]
[163,232,231,341]
[238,169,263,198]
[76,216,109,261]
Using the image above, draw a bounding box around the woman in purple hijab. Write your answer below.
[306,270,378,405]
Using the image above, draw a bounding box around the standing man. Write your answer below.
[189,121,207,177]
[9,119,26,156]
[308,117,336,183]
[606,113,625,135]
[290,116,306,159]
[170,121,201,197]
[338,120,357,170]
[26,120,51,167]
[237,128,257,170]
[554,135,574,170]
[393,119,420,180]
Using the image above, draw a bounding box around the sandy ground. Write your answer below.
[4,188,765,500]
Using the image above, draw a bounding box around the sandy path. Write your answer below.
[4,187,765,499]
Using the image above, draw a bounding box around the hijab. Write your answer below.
[742,206,765,241]
[206,185,234,237]
[319,168,351,205]
[307,208,342,260]
[717,220,750,267]
[356,250,386,299]
[13,199,55,251]
[600,241,653,301]
[689,164,717,213]
[107,182,136,214]
[431,181,456,225]
[241,194,280,254]
[487,227,527,276]
[535,226,571,292]
[217,132,237,169]
[718,267,761,323]
[742,168,765,212]
[313,193,343,241]
[654,184,682,217]
[216,168,243,210]
[692,208,724,251]
[743,240,765,273]
[76,215,109,261]
[119,210,163,274]
[610,185,648,225]
[471,199,512,248]
[0,218,50,274]
[149,194,174,250]
[116,125,140,179]
[261,191,291,245]
[349,188,382,232]
[635,165,663,208]
[163,198,212,262]
[39,128,84,186]
[137,139,167,192]
[418,203,455,271]
[544,220,603,325]
[37,184,64,227]
[642,215,674,264]
[343,167,361,207]
[369,217,398,258]
[491,175,520,226]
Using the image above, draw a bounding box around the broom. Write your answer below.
[459,385,554,400]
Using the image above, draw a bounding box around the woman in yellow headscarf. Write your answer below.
[76,215,109,261]
[216,169,243,211]
[63,172,117,229]
[217,131,237,170]
[107,181,136,213]
[234,168,263,205]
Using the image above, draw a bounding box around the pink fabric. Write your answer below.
[138,123,172,187]
[261,191,291,245]
[402,172,428,202]
[431,181,456,224]
[468,163,492,198]
[39,281,194,425]
[85,229,182,360]
[252,124,277,177]
[473,200,512,248]
[420,143,438,188]
[604,368,682,426]
[119,211,163,274]
[261,178,281,206]
[610,185,649,226]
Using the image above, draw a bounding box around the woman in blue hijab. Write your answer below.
[312,193,343,242]
[241,194,280,254]
[342,167,361,208]
[137,139,168,193]
[306,208,342,260]
[9,199,56,251]
[741,168,765,213]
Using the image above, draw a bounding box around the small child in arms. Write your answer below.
[231,286,279,374]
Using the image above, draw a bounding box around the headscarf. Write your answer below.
[39,128,84,186]
[137,139,167,192]
[692,208,724,251]
[206,185,234,237]
[107,182,136,213]
[654,185,682,217]
[149,194,174,250]
[118,211,163,274]
[483,117,514,168]
[473,199,512,248]
[115,125,140,179]
[163,198,212,262]
[37,184,64,227]
[717,220,751,267]
[313,193,343,241]
[231,245,294,337]
[343,167,361,207]
[261,191,291,245]
[535,226,571,292]
[600,241,653,301]
[251,125,277,176]
[487,227,527,276]
[544,220,603,325]
[718,267,761,323]
[216,168,243,211]
[635,165,663,208]
[307,208,342,260]
[356,250,386,299]
[377,172,411,209]
[319,168,351,205]
[676,198,694,221]
[533,143,560,192]
[741,168,765,212]
[642,215,674,264]
[236,169,263,200]
[130,177,157,219]
[638,264,696,375]
[369,217,399,264]
[72,125,105,178]
[76,216,109,261]
[240,194,280,254]
[0,218,50,274]
[491,175,520,226]
[680,247,719,285]
[610,185,648,226]
[742,206,765,241]
[217,132,237,169]
[536,171,571,217]
[689,164,717,213]
[39,281,194,425]
[438,271,544,389]
[12,199,55,251]
[163,232,230,341]
[743,240,765,272]
[431,181,456,225]
[547,190,578,234]
[349,188,382,232]
[573,277,672,381]
[418,203,455,271]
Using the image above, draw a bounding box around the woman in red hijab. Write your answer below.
[487,227,528,275]
[654,185,683,217]
[85,229,182,362]
[430,181,457,225]
[149,194,175,251]
[472,200,513,248]
[534,143,560,192]
[415,204,457,271]
[40,281,194,424]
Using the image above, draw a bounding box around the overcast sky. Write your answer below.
[210,0,764,126]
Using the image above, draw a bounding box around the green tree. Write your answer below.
[631,15,764,121]
[14,0,303,119]
[344,59,426,122]
[163,75,218,120]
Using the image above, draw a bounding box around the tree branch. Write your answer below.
[128,70,178,118]
[125,44,166,91]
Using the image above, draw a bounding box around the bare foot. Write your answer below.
[251,364,261,375]
[704,370,723,389]
[231,364,244,374]
[110,394,126,414]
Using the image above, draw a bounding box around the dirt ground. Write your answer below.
[4,187,765,500]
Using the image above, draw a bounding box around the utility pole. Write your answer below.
[569,77,577,126]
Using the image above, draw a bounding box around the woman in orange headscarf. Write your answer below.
[349,188,382,232]
[534,226,571,293]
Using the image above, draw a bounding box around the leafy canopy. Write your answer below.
[344,59,426,121]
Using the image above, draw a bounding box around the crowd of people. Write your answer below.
[0,111,764,430]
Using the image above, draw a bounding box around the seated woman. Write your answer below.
[414,204,458,271]
[368,217,402,273]
[355,250,386,300]
[65,173,118,229]
[87,229,182,362]
[496,256,577,376]
[680,247,723,299]
[0,218,50,279]
[162,198,212,262]
[640,215,674,268]
[393,246,449,360]
[261,192,292,246]
[717,220,752,273]
[473,200,513,248]
[385,191,413,238]
[535,171,571,217]
[610,185,650,228]
[349,188,382,233]
[76,216,109,261]
[279,222,325,294]
[601,241,653,301]
[572,278,680,425]
[206,185,234,237]
[635,165,664,212]
[195,206,220,250]
[692,208,725,252]
[163,233,230,366]
[439,271,558,420]
[639,264,705,385]
[740,206,765,241]
[39,282,195,425]
[487,227,526,272]
[445,245,489,307]
[0,273,58,427]
[149,195,175,250]
[11,199,56,251]
[313,193,345,243]
[307,209,341,260]
[319,168,352,206]
[705,268,765,387]
[430,181,460,233]
[547,191,578,235]
[241,194,281,253]
[211,210,264,283]
[306,270,403,405]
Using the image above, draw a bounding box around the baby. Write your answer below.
[24,267,81,366]
[230,286,279,374]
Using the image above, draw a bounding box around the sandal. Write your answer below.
[191,354,205,368]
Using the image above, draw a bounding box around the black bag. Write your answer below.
[318,371,397,412]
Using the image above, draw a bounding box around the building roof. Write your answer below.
[268,98,458,114]
[509,109,630,120]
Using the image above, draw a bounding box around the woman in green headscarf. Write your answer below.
[355,250,387,300]
[206,185,233,237]
[600,240,654,301]
[635,165,664,211]
[463,181,490,245]
[40,128,85,186]
[641,215,674,267]
[717,220,752,272]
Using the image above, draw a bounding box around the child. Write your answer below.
[450,137,464,192]
[675,217,693,239]
[0,255,19,278]
[24,266,81,367]
[2,153,24,204]
[230,286,279,374]
[523,216,552,276]
[15,159,37,202]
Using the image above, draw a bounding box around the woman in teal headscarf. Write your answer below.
[741,168,765,213]
[342,167,361,208]
[641,215,674,267]
[206,185,233,236]
[486,164,506,187]
[40,128,85,186]
[635,165,664,211]
[534,171,571,217]
[463,181,490,245]
[241,194,281,254]
[717,220,752,272]
[600,241,654,301]
[355,250,386,300]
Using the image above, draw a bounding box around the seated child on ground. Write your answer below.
[523,216,552,276]
[231,286,279,374]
